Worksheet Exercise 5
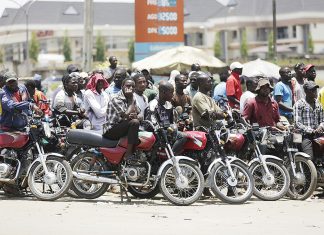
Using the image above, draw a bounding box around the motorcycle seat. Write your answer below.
[66,129,119,148]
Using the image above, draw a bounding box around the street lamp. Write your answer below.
[8,0,37,76]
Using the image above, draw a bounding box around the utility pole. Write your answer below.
[83,0,94,72]
[272,0,277,61]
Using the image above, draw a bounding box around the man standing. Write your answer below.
[240,78,257,113]
[105,68,127,96]
[292,62,306,102]
[185,72,199,98]
[0,72,42,129]
[274,67,294,122]
[304,64,316,82]
[213,70,229,103]
[191,63,201,72]
[192,72,225,128]
[133,73,148,118]
[226,62,243,108]
[172,74,191,110]
[243,78,282,128]
[294,81,324,159]
[105,56,118,83]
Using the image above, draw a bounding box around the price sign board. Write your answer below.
[135,0,184,61]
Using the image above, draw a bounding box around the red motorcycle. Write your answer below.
[313,135,324,189]
[0,115,72,200]
[67,121,204,206]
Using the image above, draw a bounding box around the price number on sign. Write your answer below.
[157,12,178,21]
[158,26,178,35]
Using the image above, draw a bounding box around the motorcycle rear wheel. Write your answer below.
[210,161,254,204]
[159,160,204,206]
[28,156,72,201]
[70,152,110,199]
[286,155,317,200]
[250,159,290,201]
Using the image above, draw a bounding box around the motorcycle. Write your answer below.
[66,121,204,206]
[309,134,324,190]
[222,108,291,201]
[266,126,317,200]
[0,114,73,200]
[183,110,254,204]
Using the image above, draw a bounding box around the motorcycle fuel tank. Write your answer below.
[0,131,29,148]
[118,131,156,151]
[183,131,207,151]
[224,133,245,152]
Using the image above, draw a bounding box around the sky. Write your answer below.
[0,0,134,15]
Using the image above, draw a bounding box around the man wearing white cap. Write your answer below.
[226,62,243,108]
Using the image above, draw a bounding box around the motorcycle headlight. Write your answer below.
[42,122,51,138]
[219,127,230,144]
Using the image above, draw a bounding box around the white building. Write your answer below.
[0,0,324,76]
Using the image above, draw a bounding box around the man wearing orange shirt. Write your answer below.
[226,62,243,109]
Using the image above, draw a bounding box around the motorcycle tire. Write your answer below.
[159,160,204,206]
[250,158,290,201]
[70,152,110,199]
[28,156,72,201]
[286,155,317,200]
[210,161,254,204]
[127,184,160,199]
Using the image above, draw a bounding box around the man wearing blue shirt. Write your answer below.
[105,68,127,96]
[274,67,294,122]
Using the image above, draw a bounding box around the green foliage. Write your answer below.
[128,39,135,63]
[213,32,222,58]
[240,29,248,59]
[63,31,72,62]
[267,30,274,59]
[29,32,40,62]
[95,32,106,62]
[308,31,314,54]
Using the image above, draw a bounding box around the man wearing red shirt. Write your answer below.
[243,78,285,129]
[226,62,243,108]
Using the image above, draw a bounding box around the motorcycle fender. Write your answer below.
[206,157,248,174]
[157,156,198,177]
[227,156,249,167]
[294,152,311,159]
[248,154,283,167]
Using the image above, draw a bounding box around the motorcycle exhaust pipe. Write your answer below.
[72,172,152,187]
[73,171,119,184]
[0,178,15,184]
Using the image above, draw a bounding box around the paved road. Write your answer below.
[0,191,323,235]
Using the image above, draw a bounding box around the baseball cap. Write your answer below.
[4,71,18,82]
[303,81,319,91]
[304,64,315,72]
[255,78,273,91]
[230,62,243,71]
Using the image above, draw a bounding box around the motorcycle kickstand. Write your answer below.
[119,183,131,203]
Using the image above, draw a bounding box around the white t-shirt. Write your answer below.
[240,91,256,113]
[134,93,148,118]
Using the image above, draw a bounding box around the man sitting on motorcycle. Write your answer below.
[53,73,86,125]
[0,71,42,130]
[293,81,324,159]
[243,78,285,129]
[103,77,140,161]
[144,81,188,155]
[192,72,225,129]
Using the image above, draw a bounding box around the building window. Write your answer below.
[256,28,268,41]
[232,30,237,40]
[277,26,289,39]
[184,32,204,46]
[5,45,13,62]
[40,40,47,53]
[292,25,297,38]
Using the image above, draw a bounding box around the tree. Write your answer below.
[240,28,248,59]
[63,31,72,62]
[213,32,222,58]
[95,32,105,62]
[128,39,135,63]
[29,32,40,62]
[308,31,314,54]
[267,30,274,59]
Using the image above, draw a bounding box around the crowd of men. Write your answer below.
[0,56,323,161]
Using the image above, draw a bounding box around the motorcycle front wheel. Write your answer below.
[159,160,204,206]
[250,159,290,201]
[210,161,254,204]
[128,184,160,199]
[286,155,317,200]
[70,152,110,199]
[28,156,72,201]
